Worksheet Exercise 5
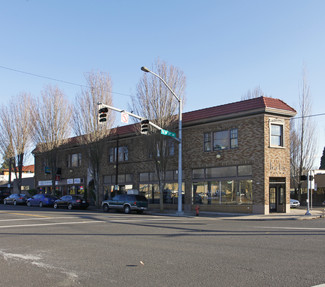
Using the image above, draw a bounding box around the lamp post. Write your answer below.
[141,66,183,215]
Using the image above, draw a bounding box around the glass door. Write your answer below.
[269,183,286,213]
[269,187,277,212]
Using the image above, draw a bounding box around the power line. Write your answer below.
[291,113,325,120]
[0,64,132,97]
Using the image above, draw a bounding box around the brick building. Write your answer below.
[34,97,296,214]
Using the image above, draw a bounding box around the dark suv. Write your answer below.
[102,194,148,214]
[0,190,11,203]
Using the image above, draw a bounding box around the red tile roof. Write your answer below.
[110,124,137,136]
[183,96,296,123]
[3,165,34,173]
[34,97,296,150]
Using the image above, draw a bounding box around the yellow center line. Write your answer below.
[0,212,50,218]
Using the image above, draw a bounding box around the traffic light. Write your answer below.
[98,107,108,123]
[300,175,307,181]
[141,119,149,135]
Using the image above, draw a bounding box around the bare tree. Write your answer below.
[241,86,267,100]
[31,85,72,194]
[290,70,317,200]
[0,93,34,192]
[131,59,186,211]
[72,71,114,207]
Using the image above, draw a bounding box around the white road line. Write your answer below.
[255,226,325,231]
[0,220,105,229]
[107,218,185,223]
[0,216,77,222]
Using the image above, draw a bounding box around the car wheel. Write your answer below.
[54,203,58,209]
[13,200,17,206]
[103,204,109,213]
[68,203,73,210]
[27,201,31,207]
[124,205,131,214]
[39,202,43,208]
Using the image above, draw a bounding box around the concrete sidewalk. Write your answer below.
[147,207,325,220]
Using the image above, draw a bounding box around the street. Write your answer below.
[0,205,325,287]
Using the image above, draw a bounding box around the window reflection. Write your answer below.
[193,180,253,205]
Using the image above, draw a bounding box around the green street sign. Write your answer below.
[161,129,176,138]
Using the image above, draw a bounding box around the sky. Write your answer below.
[1,0,325,167]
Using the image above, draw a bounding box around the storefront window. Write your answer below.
[193,169,205,179]
[238,165,252,176]
[140,183,184,204]
[139,184,159,204]
[192,180,252,205]
[238,180,253,204]
[140,173,149,182]
[206,166,236,178]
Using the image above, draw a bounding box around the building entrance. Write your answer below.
[269,178,286,213]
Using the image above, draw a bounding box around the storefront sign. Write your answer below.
[38,180,52,186]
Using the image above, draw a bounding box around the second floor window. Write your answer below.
[270,124,283,147]
[67,153,82,167]
[204,128,238,152]
[149,139,175,158]
[204,133,212,152]
[109,146,129,163]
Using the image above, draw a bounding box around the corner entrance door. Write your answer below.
[269,183,285,213]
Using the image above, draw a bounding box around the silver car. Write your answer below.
[3,194,28,205]
[290,198,300,208]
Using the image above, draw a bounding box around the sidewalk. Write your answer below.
[147,207,325,220]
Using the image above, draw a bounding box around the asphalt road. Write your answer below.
[0,205,325,287]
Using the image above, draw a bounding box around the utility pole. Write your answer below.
[305,170,311,216]
[114,132,119,196]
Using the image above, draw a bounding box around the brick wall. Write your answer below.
[34,112,292,214]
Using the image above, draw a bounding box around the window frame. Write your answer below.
[108,146,129,163]
[67,153,82,168]
[204,128,238,152]
[270,121,284,148]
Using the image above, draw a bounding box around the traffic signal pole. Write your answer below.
[98,102,182,214]
[97,102,164,132]
[97,102,180,141]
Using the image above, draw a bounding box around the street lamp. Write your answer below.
[141,66,183,215]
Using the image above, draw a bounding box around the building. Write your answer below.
[0,165,35,193]
[298,170,325,206]
[33,97,296,214]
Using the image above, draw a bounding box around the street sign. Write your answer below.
[121,112,129,124]
[161,129,176,138]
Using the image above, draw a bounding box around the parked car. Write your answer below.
[102,194,148,214]
[27,194,57,207]
[54,195,89,210]
[0,190,11,203]
[3,194,28,205]
[290,198,300,208]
